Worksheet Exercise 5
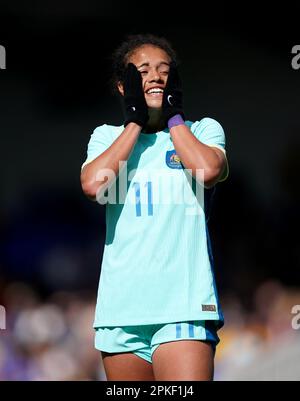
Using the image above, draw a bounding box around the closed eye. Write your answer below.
[158,67,169,75]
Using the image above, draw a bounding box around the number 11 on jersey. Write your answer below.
[133,181,153,217]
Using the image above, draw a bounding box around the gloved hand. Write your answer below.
[123,63,149,128]
[162,62,185,126]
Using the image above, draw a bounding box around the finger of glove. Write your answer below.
[165,62,181,92]
[171,88,183,107]
[124,63,144,98]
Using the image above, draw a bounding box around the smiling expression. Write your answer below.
[119,44,171,109]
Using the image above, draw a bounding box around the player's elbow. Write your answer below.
[80,169,98,201]
[81,164,115,202]
[203,166,225,188]
[81,172,109,202]
[81,178,97,201]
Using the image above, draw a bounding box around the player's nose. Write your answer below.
[148,68,162,82]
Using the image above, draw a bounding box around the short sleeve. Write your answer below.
[81,124,114,169]
[190,118,229,182]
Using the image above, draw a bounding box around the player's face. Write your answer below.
[125,45,171,109]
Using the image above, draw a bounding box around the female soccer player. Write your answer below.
[80,34,229,381]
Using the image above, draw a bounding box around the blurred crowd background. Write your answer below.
[0,1,300,380]
[1,279,299,380]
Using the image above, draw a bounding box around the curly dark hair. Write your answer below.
[111,33,177,93]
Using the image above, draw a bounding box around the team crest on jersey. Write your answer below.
[165,150,183,169]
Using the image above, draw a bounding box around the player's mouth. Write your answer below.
[145,87,164,97]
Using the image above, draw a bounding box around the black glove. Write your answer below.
[123,63,149,128]
[162,62,185,125]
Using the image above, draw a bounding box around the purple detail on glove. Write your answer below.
[168,114,185,129]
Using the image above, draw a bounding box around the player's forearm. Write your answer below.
[169,124,225,187]
[81,123,141,200]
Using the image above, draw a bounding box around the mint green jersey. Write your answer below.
[82,118,228,328]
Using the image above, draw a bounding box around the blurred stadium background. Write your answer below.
[0,1,300,380]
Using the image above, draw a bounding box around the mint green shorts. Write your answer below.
[95,320,220,364]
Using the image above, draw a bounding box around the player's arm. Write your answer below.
[81,63,148,201]
[81,123,141,201]
[169,125,226,188]
[162,63,226,188]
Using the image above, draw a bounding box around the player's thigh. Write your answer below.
[152,340,214,381]
[101,351,155,381]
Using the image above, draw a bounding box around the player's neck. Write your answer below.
[144,108,165,133]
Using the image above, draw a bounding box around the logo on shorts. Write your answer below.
[165,150,182,169]
[202,304,216,312]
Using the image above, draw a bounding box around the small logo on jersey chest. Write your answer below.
[165,150,183,169]
[202,304,216,312]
